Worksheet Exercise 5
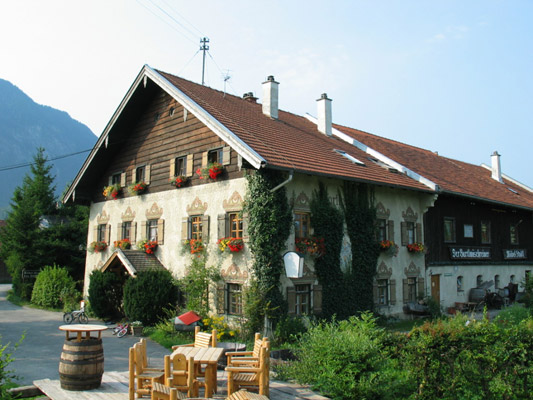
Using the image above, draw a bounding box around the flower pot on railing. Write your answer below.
[128,181,147,195]
[170,175,189,188]
[217,237,244,254]
[407,242,425,254]
[379,240,398,257]
[196,162,224,181]
[182,239,205,255]
[113,239,131,250]
[138,239,158,254]
[295,237,325,259]
[88,241,108,253]
[103,184,121,200]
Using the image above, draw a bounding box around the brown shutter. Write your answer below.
[388,220,395,242]
[186,154,194,177]
[157,219,165,245]
[145,164,151,185]
[117,223,122,241]
[242,213,249,242]
[131,222,137,245]
[418,278,425,299]
[120,172,126,188]
[106,224,111,245]
[287,287,296,315]
[202,215,210,243]
[373,281,378,306]
[216,284,226,314]
[181,217,189,240]
[218,214,226,240]
[222,146,231,166]
[390,279,396,305]
[416,223,422,243]
[140,221,147,241]
[201,151,208,168]
[313,285,322,315]
[402,279,408,303]
[169,158,175,179]
[401,222,408,246]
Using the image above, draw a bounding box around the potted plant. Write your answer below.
[138,239,158,254]
[128,181,147,195]
[407,242,425,254]
[88,241,108,253]
[113,238,131,250]
[131,321,143,336]
[196,162,224,181]
[183,239,205,255]
[170,175,189,188]
[103,183,121,200]
[217,237,244,253]
[379,240,398,257]
[295,237,325,258]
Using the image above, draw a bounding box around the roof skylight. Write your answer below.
[335,149,365,165]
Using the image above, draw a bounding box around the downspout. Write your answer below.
[270,170,294,192]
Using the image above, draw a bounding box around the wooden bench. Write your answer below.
[151,382,187,400]
[226,340,270,397]
[226,389,270,400]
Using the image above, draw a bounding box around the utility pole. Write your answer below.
[200,37,210,85]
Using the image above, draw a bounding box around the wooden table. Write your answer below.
[170,346,224,398]
[59,324,107,342]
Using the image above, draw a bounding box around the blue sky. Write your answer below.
[1,0,532,186]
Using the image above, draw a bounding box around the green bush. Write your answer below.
[88,270,124,320]
[494,304,531,326]
[123,269,178,326]
[273,315,309,346]
[31,265,75,309]
[0,334,24,400]
[287,313,414,399]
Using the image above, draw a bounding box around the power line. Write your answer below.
[158,0,205,37]
[0,149,92,172]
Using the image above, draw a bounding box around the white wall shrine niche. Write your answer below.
[146,202,163,219]
[186,197,208,215]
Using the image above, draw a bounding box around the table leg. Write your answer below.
[204,364,215,398]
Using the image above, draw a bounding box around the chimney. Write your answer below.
[243,92,257,103]
[317,93,332,136]
[491,151,503,183]
[262,76,279,119]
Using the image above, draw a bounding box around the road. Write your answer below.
[0,284,169,386]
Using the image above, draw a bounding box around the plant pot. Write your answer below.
[131,326,143,336]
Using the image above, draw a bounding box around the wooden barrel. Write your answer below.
[59,338,104,390]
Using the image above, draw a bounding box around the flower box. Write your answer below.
[183,239,205,254]
[131,321,143,336]
[128,181,147,195]
[138,239,158,254]
[113,239,131,250]
[295,237,325,258]
[89,241,108,253]
[103,183,121,200]
[170,175,189,188]
[407,242,425,254]
[196,162,224,181]
[217,237,244,253]
[379,240,398,257]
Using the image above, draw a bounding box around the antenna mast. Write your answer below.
[200,37,210,85]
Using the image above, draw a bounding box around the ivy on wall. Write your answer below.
[310,182,345,319]
[341,182,379,314]
[244,169,292,332]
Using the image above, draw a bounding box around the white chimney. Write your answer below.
[262,76,279,119]
[317,93,332,136]
[491,151,503,183]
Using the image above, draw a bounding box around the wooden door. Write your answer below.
[431,274,440,303]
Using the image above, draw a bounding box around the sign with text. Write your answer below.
[449,246,491,260]
[503,249,527,260]
[21,269,40,280]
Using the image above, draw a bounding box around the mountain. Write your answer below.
[0,79,97,217]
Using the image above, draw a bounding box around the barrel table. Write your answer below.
[58,324,107,391]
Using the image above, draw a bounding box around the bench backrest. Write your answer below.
[193,326,217,348]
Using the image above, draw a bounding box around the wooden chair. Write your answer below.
[163,353,200,398]
[227,333,267,367]
[226,389,270,400]
[129,344,164,399]
[226,340,270,397]
[151,382,187,400]
[171,326,217,350]
[139,338,164,372]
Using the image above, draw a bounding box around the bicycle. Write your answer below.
[112,322,130,338]
[63,306,89,324]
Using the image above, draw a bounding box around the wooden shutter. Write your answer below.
[169,159,175,178]
[388,220,395,242]
[222,146,231,166]
[242,213,249,242]
[131,222,137,245]
[181,217,189,240]
[402,279,408,303]
[202,215,210,243]
[401,222,408,245]
[145,165,151,184]
[120,172,126,188]
[418,278,425,299]
[313,285,322,315]
[186,154,194,177]
[416,223,422,243]
[390,279,396,305]
[201,151,208,168]
[106,224,111,245]
[287,287,296,315]
[373,281,379,306]
[117,223,122,241]
[216,284,227,314]
[140,221,147,241]
[217,214,226,239]
[157,219,165,245]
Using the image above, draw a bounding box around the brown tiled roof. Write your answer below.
[102,249,166,276]
[158,70,430,192]
[334,125,533,210]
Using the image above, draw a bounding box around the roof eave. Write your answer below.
[440,189,533,212]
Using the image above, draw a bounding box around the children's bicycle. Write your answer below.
[112,322,130,338]
[63,304,89,324]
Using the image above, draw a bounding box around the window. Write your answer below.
[463,224,473,238]
[476,275,483,287]
[208,148,223,164]
[147,219,158,242]
[494,275,500,289]
[510,225,519,245]
[191,216,203,241]
[111,173,121,185]
[377,279,389,305]
[174,156,187,176]
[407,278,417,302]
[294,212,310,239]
[227,284,242,315]
[136,166,145,183]
[121,222,131,240]
[97,224,107,242]
[294,284,311,315]
[229,213,243,238]
[406,221,415,244]
[457,276,463,292]
[377,219,387,242]
[510,274,515,284]
[481,221,491,244]
[444,218,456,243]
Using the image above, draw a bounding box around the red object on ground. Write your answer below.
[177,311,201,325]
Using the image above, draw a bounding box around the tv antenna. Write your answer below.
[200,37,210,85]
[222,70,231,96]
